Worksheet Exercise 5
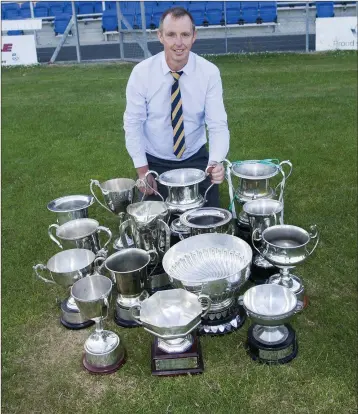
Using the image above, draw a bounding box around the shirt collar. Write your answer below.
[161,51,195,76]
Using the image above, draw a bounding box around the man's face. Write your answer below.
[158,14,197,68]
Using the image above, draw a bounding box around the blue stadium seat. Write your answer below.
[63,2,74,15]
[78,2,94,14]
[4,8,20,19]
[206,9,224,25]
[190,9,206,26]
[226,8,240,24]
[34,3,49,17]
[155,1,173,12]
[173,1,190,9]
[7,30,24,35]
[188,1,207,12]
[19,7,31,18]
[102,9,118,31]
[206,1,223,11]
[49,3,65,17]
[105,1,116,10]
[2,2,19,12]
[225,1,240,11]
[241,1,259,24]
[93,2,103,13]
[21,2,30,9]
[316,1,334,17]
[54,13,72,35]
[259,2,277,23]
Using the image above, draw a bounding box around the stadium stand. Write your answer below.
[54,13,72,35]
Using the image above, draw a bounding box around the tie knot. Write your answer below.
[171,71,183,81]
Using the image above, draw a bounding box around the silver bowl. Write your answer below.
[162,234,252,310]
[242,284,297,326]
[47,195,94,225]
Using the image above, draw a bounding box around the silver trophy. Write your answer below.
[145,168,214,214]
[241,284,298,364]
[163,233,252,335]
[243,199,284,283]
[90,178,144,250]
[224,159,292,229]
[48,218,112,258]
[119,201,171,292]
[71,275,126,374]
[47,194,94,225]
[33,249,105,329]
[252,224,319,311]
[105,248,157,327]
[131,289,211,376]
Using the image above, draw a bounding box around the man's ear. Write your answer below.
[157,30,164,45]
[193,29,197,42]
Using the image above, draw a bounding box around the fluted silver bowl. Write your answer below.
[163,234,252,307]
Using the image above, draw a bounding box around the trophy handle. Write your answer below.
[178,232,186,241]
[145,170,164,201]
[119,219,131,248]
[33,264,56,284]
[148,250,159,277]
[198,294,212,317]
[279,160,293,180]
[102,296,110,320]
[251,229,264,257]
[157,219,171,256]
[94,256,106,275]
[48,224,62,249]
[130,304,142,325]
[90,179,113,214]
[203,165,216,205]
[223,158,237,219]
[306,225,320,257]
[96,226,112,250]
[135,178,147,202]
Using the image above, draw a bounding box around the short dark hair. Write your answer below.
[159,7,196,33]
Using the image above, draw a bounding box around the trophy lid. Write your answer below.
[180,207,232,229]
[243,199,283,217]
[231,160,280,180]
[158,168,206,187]
[170,218,190,236]
[127,201,168,226]
[138,289,203,337]
[47,195,94,213]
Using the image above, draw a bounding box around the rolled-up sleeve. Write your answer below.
[204,68,230,164]
[123,67,148,168]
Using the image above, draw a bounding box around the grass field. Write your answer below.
[2,52,357,414]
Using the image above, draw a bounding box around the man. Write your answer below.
[124,7,230,207]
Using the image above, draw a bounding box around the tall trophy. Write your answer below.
[252,224,319,311]
[241,284,298,364]
[33,249,105,329]
[224,159,292,243]
[119,201,171,293]
[90,177,144,250]
[71,274,126,374]
[243,199,283,284]
[131,289,211,376]
[105,248,157,327]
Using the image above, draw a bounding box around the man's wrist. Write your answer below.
[136,165,149,177]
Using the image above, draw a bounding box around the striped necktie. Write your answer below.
[171,71,185,159]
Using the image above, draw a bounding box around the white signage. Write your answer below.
[316,17,358,51]
[2,18,42,31]
[1,35,38,66]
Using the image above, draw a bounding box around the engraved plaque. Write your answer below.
[259,344,294,361]
[155,357,198,371]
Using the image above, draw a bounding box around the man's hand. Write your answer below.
[207,163,225,184]
[137,165,158,195]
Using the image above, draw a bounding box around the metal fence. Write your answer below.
[24,1,358,64]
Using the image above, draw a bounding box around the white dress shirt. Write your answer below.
[123,51,230,168]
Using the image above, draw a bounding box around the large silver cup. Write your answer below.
[47,195,94,225]
[105,248,157,326]
[33,249,105,327]
[71,275,126,373]
[48,218,112,257]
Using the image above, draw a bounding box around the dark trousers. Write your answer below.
[144,145,220,208]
